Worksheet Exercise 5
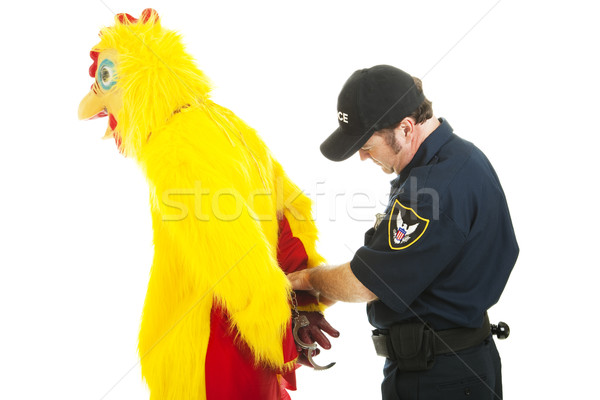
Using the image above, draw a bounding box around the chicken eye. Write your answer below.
[101,66,112,83]
[97,59,117,91]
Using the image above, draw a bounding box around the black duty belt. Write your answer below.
[371,314,503,371]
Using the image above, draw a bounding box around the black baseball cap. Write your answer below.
[320,65,425,162]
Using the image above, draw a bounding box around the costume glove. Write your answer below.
[295,311,339,368]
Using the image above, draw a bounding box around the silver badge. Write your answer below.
[374,213,386,230]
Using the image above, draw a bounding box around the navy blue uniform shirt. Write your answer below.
[350,119,518,331]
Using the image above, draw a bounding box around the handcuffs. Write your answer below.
[291,292,336,370]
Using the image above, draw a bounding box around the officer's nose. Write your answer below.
[358,149,370,161]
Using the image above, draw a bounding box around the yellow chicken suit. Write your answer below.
[78,9,325,399]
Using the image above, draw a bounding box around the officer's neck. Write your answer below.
[393,116,440,175]
[415,116,440,144]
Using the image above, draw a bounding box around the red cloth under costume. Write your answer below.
[204,216,316,399]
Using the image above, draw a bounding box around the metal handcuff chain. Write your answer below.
[291,291,336,370]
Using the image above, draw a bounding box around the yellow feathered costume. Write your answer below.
[78,9,325,399]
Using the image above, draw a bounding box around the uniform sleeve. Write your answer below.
[350,199,466,315]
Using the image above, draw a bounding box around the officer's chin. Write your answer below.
[372,160,393,174]
[380,165,394,174]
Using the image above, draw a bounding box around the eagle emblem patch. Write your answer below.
[388,200,429,250]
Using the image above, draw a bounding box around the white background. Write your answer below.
[1,0,598,399]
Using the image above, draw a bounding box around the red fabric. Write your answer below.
[205,305,283,400]
[277,217,319,307]
[295,290,320,307]
[279,362,300,399]
[277,217,308,274]
[204,216,315,399]
[279,322,298,394]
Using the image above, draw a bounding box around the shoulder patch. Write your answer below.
[387,200,429,250]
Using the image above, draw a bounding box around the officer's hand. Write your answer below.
[287,270,313,291]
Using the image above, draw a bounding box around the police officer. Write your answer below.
[288,65,518,399]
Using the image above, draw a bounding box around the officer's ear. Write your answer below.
[396,118,415,138]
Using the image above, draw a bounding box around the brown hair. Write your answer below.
[374,77,433,153]
[376,76,433,135]
[408,76,433,124]
[375,128,402,153]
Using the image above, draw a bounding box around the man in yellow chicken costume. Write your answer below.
[78,9,338,400]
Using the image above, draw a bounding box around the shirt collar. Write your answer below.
[392,118,454,187]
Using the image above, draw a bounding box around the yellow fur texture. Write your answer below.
[89,11,324,399]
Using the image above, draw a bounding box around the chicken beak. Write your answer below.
[78,89,106,120]
[102,127,113,139]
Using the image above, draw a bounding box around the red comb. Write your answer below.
[89,51,99,78]
[115,9,159,25]
[116,13,138,24]
[141,8,159,23]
